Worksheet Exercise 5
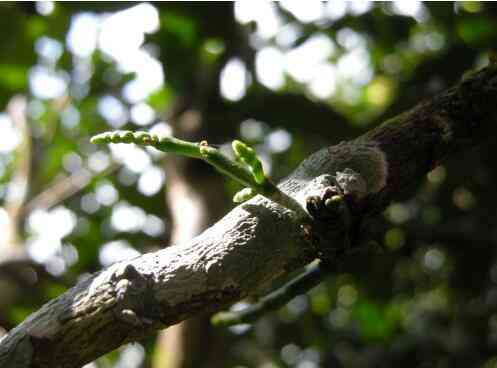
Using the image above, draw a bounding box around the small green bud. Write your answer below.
[233,187,256,203]
[110,131,123,143]
[134,131,150,144]
[232,140,265,184]
[250,161,265,184]
[210,312,234,327]
[232,140,254,159]
[324,195,343,209]
[90,133,107,144]
[149,133,159,144]
[120,131,135,143]
[199,145,217,157]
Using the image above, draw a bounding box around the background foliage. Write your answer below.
[0,2,496,367]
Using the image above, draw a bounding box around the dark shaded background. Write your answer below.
[0,2,496,367]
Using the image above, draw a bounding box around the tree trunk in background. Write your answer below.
[153,112,231,368]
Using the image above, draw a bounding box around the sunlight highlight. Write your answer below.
[220,58,249,101]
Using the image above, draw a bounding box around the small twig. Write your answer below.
[91,131,203,158]
[91,131,309,219]
[23,163,120,215]
[211,261,332,326]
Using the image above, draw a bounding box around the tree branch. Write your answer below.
[211,260,332,327]
[1,65,496,368]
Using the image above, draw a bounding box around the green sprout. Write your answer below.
[91,130,308,218]
[91,131,202,158]
[232,140,265,184]
[232,187,257,203]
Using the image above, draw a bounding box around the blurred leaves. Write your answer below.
[353,301,397,342]
[0,2,497,367]
[457,16,496,45]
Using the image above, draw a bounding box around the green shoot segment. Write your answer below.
[198,144,261,190]
[211,261,331,326]
[91,131,308,218]
[91,131,203,159]
[232,140,265,184]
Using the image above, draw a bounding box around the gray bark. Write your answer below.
[1,64,496,368]
[154,118,232,368]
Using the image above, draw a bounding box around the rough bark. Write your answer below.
[153,116,232,368]
[1,65,496,368]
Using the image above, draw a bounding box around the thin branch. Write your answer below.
[22,163,120,215]
[91,131,309,219]
[211,261,332,326]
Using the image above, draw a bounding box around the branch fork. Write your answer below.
[212,168,369,326]
[91,131,366,326]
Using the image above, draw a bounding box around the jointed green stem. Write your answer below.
[198,145,266,191]
[91,131,202,159]
[91,131,308,218]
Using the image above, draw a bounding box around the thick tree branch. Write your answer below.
[1,65,496,368]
